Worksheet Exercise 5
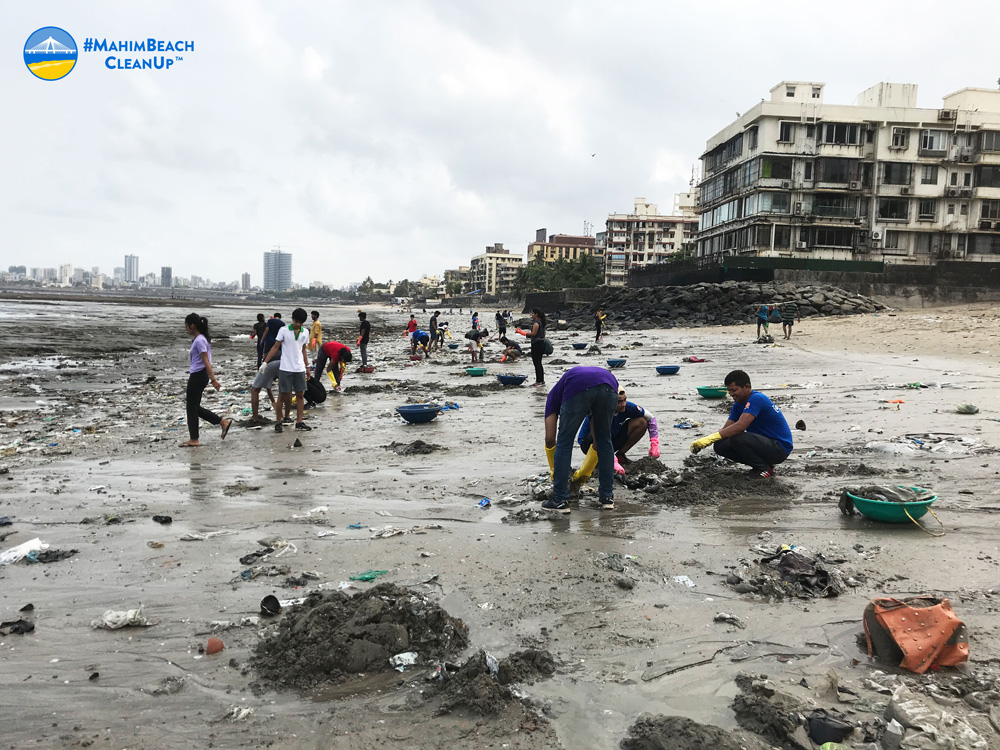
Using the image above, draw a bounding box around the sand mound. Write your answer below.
[620,715,761,750]
[387,440,443,456]
[435,649,555,715]
[251,584,469,691]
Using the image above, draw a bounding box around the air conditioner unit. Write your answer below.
[849,181,860,190]
[961,189,972,197]
[961,154,972,163]
[853,218,864,225]
[796,241,807,249]
[947,188,958,197]
[871,231,881,240]
[939,109,957,121]
[899,187,911,195]
[781,181,791,189]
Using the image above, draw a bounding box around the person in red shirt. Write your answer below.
[314,341,353,390]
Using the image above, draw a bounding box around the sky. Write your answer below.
[6,1,1000,288]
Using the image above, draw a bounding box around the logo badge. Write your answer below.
[24,26,78,81]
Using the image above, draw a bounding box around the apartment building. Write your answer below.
[469,244,523,296]
[443,266,470,295]
[604,198,698,286]
[526,229,603,265]
[696,81,1000,263]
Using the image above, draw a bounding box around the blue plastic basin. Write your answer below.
[396,404,443,424]
[656,365,680,375]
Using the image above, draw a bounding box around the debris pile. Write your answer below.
[433,648,555,715]
[251,583,468,690]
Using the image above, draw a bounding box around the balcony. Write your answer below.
[811,205,857,218]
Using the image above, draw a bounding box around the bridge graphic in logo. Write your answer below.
[24,27,78,81]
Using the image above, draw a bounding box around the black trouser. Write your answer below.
[314,349,330,377]
[713,432,789,471]
[256,339,265,368]
[186,369,221,440]
[360,342,368,366]
[530,339,545,384]
[595,324,602,342]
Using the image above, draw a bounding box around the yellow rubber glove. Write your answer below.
[571,446,599,483]
[545,445,556,480]
[690,432,722,454]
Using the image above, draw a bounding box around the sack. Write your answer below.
[305,376,327,404]
[543,338,554,356]
[863,596,968,673]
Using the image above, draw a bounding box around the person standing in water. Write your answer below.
[179,313,231,447]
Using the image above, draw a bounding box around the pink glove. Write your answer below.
[648,436,660,458]
[613,457,625,476]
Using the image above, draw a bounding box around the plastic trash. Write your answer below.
[957,403,980,414]
[152,515,172,524]
[91,604,158,629]
[260,595,281,616]
[0,538,48,566]
[478,497,491,508]
[347,523,367,530]
[389,651,418,671]
[206,637,225,655]
[349,569,389,582]
[673,575,695,588]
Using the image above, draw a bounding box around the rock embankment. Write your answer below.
[556,281,887,330]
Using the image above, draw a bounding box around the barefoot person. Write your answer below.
[542,366,619,513]
[261,307,312,433]
[180,313,231,447]
[690,369,792,479]
[780,300,801,340]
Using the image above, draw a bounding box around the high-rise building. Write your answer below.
[160,267,172,288]
[124,255,139,283]
[696,81,1000,262]
[241,273,251,291]
[527,230,603,266]
[468,244,523,296]
[59,264,74,286]
[263,249,292,291]
[604,199,698,286]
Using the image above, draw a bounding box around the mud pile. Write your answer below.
[387,440,443,456]
[435,648,555,715]
[251,584,469,690]
[634,457,799,506]
[620,714,771,750]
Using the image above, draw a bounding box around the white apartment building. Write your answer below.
[697,81,1000,263]
[469,244,523,296]
[604,198,698,286]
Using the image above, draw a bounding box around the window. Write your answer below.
[786,85,796,98]
[883,163,912,185]
[752,225,771,246]
[817,158,854,183]
[919,130,947,153]
[812,86,822,99]
[760,156,792,179]
[977,166,1000,188]
[779,122,795,142]
[803,161,813,180]
[947,203,955,215]
[878,198,909,221]
[884,230,902,249]
[951,172,958,186]
[964,173,972,187]
[983,131,1000,152]
[961,204,969,216]
[891,127,909,149]
[806,124,815,138]
[983,200,1000,220]
[920,165,938,185]
[743,194,757,215]
[915,234,933,253]
[774,225,791,248]
[758,192,791,213]
[820,123,860,145]
[971,234,1000,254]
[746,126,758,150]
[918,200,936,220]
[811,228,854,247]
[813,194,855,218]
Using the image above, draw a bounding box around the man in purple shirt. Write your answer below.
[543,366,619,512]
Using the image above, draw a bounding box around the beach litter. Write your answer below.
[389,651,418,671]
[92,604,159,630]
[956,403,980,414]
[0,538,48,566]
[349,569,389,582]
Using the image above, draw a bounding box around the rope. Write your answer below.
[905,506,945,537]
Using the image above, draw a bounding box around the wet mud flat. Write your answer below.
[4,301,1000,748]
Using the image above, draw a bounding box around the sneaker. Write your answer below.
[749,466,775,480]
[599,497,615,510]
[295,422,312,431]
[274,423,283,433]
[282,417,294,425]
[541,498,570,514]
[532,382,545,388]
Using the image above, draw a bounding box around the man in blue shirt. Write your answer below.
[543,366,619,512]
[690,369,792,479]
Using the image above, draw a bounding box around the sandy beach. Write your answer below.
[2,299,1000,749]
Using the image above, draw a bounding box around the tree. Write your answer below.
[393,279,412,297]
[514,255,604,293]
[359,276,375,296]
[446,281,464,296]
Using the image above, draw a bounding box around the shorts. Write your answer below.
[252,360,282,390]
[580,420,632,455]
[782,319,794,326]
[278,370,306,394]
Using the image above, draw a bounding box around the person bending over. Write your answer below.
[315,340,353,391]
[690,369,792,479]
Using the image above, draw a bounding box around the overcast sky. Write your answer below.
[7,1,1000,287]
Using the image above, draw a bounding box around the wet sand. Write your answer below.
[2,301,1000,748]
